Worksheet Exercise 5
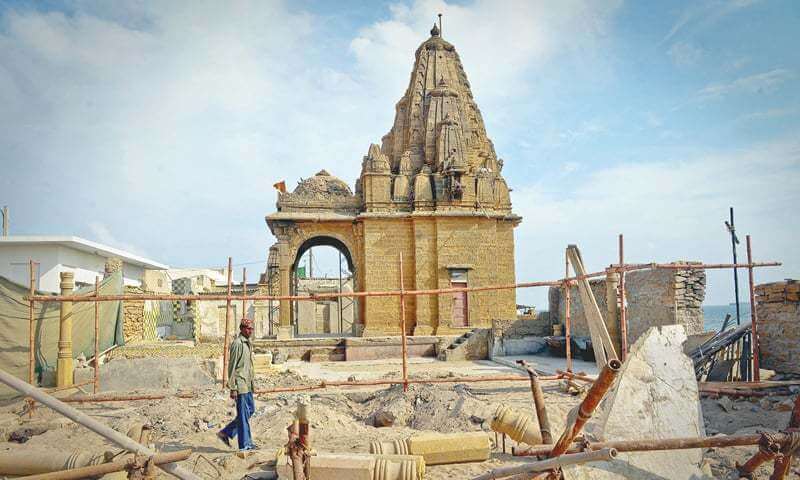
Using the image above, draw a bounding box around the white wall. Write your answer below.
[0,244,59,290]
[0,243,148,292]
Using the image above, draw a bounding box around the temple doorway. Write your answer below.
[291,237,358,337]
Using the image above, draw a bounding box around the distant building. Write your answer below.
[0,235,168,292]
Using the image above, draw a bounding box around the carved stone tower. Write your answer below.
[267,24,521,338]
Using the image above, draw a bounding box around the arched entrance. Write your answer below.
[291,236,358,337]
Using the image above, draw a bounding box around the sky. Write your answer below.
[1,0,798,308]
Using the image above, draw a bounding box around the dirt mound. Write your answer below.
[349,383,496,433]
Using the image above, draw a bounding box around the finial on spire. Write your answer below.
[438,13,442,36]
[430,22,440,37]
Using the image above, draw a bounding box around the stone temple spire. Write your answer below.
[378,23,500,178]
[358,23,511,214]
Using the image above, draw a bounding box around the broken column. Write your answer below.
[56,271,74,387]
[491,405,542,445]
[562,325,712,479]
[370,431,491,465]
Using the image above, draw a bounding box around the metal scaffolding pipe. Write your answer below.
[517,360,553,444]
[737,432,782,477]
[93,277,99,394]
[770,395,800,480]
[222,256,233,390]
[399,253,408,392]
[550,360,621,458]
[17,450,191,480]
[28,259,780,304]
[0,368,200,480]
[618,234,628,361]
[513,432,790,457]
[746,235,761,382]
[472,448,617,480]
[564,248,572,373]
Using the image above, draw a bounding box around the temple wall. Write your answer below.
[361,218,416,335]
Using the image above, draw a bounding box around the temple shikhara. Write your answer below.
[266,24,520,338]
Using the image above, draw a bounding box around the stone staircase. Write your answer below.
[438,329,489,361]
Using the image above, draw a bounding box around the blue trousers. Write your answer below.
[221,392,255,449]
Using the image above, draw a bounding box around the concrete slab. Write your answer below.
[492,354,599,377]
[563,325,711,480]
[282,358,521,383]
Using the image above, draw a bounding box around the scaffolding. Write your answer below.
[22,234,780,402]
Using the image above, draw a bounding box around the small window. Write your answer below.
[157,279,163,288]
[449,269,468,282]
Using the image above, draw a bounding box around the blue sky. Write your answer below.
[1,0,798,308]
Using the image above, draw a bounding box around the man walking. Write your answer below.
[218,318,258,451]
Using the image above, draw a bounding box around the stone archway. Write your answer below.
[290,235,359,337]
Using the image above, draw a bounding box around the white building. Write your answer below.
[0,236,168,292]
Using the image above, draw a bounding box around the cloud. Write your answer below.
[661,0,763,44]
[513,137,800,307]
[349,0,622,103]
[667,41,704,67]
[692,69,793,102]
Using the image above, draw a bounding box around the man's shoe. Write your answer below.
[241,443,260,451]
[217,431,232,448]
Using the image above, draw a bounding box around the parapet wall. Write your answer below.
[549,264,705,348]
[756,280,800,374]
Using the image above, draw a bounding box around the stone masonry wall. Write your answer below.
[490,311,550,357]
[361,216,516,336]
[549,264,705,348]
[122,285,145,343]
[756,280,800,374]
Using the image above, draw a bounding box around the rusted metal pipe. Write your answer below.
[0,368,200,480]
[28,259,780,304]
[746,235,761,382]
[620,261,781,272]
[60,392,195,403]
[770,395,800,480]
[517,360,553,444]
[514,432,794,456]
[16,450,191,480]
[556,370,596,383]
[564,248,572,373]
[399,253,408,392]
[472,448,617,480]
[618,234,628,361]
[28,259,36,417]
[699,387,769,398]
[737,431,782,477]
[222,257,233,390]
[241,266,247,322]
[550,359,622,457]
[93,276,99,395]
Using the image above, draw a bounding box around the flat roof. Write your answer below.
[0,236,169,269]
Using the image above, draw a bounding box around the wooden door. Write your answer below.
[451,281,468,327]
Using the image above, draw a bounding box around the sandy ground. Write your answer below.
[1,358,797,479]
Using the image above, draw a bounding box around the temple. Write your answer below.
[266,24,520,338]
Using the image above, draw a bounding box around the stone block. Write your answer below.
[565,325,710,479]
